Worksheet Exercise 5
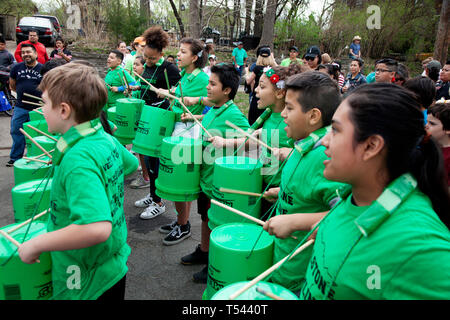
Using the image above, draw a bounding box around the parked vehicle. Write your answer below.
[16,17,58,47]
[33,14,61,34]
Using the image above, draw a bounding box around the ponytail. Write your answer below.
[100,110,113,135]
[347,83,450,227]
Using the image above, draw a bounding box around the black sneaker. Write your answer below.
[181,244,208,265]
[193,266,208,284]
[158,220,178,234]
[162,221,191,246]
[6,160,15,167]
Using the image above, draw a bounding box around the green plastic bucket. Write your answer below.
[208,156,263,230]
[211,281,299,300]
[107,106,116,124]
[27,135,56,157]
[29,109,45,122]
[13,156,53,186]
[155,136,202,202]
[206,223,274,299]
[11,178,52,223]
[0,221,53,300]
[22,120,58,152]
[113,98,145,145]
[132,105,176,157]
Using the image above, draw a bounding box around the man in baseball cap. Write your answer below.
[303,45,321,69]
[281,45,302,67]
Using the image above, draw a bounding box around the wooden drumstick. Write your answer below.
[22,156,51,164]
[219,187,262,197]
[211,199,265,226]
[23,92,43,101]
[133,71,213,138]
[229,239,314,300]
[226,120,274,151]
[6,209,50,234]
[19,128,52,159]
[255,287,285,300]
[32,109,45,115]
[210,199,298,240]
[26,124,58,142]
[22,100,43,107]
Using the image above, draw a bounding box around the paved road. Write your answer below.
[1,40,207,300]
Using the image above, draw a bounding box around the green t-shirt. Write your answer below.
[300,188,450,300]
[232,48,248,66]
[48,120,139,300]
[200,100,250,198]
[104,65,136,108]
[270,129,346,292]
[124,55,136,75]
[259,111,291,186]
[171,68,209,121]
[280,58,303,67]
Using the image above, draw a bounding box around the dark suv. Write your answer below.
[16,17,58,46]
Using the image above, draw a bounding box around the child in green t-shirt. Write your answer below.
[175,63,250,283]
[210,64,306,215]
[104,49,136,109]
[262,71,345,292]
[155,38,210,245]
[300,83,450,299]
[18,63,139,300]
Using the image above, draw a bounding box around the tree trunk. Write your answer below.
[433,0,449,65]
[254,0,264,37]
[259,0,276,49]
[140,0,150,25]
[168,0,185,37]
[189,0,201,38]
[245,0,253,34]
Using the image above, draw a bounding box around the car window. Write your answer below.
[19,17,52,28]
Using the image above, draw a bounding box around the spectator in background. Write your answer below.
[374,58,398,83]
[246,46,277,125]
[280,46,302,67]
[0,35,15,83]
[394,63,409,86]
[317,63,340,84]
[14,30,49,64]
[436,60,450,101]
[332,60,346,89]
[8,44,43,166]
[425,60,442,83]
[40,57,67,76]
[426,101,450,186]
[166,55,175,64]
[117,41,131,68]
[403,76,436,124]
[124,36,146,75]
[50,37,72,62]
[304,45,321,70]
[321,53,332,64]
[341,58,366,97]
[421,57,433,76]
[232,41,248,77]
[349,35,361,59]
[203,54,217,77]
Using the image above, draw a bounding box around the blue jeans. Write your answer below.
[10,106,30,161]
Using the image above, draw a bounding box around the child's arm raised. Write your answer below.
[18,221,112,264]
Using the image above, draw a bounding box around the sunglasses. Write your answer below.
[305,56,316,61]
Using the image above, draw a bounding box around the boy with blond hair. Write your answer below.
[19,63,138,300]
